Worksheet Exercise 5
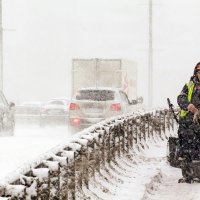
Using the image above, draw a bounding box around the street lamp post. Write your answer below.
[148,0,153,108]
[0,0,3,91]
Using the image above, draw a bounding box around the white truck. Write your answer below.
[71,58,138,101]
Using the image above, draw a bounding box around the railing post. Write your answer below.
[126,119,130,153]
[121,123,125,154]
[67,152,75,200]
[117,124,121,157]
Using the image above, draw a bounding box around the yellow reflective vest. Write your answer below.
[179,81,195,117]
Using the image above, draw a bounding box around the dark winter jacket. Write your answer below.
[177,79,200,128]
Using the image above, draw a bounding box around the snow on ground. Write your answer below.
[1,121,200,199]
[79,137,169,200]
[144,165,200,200]
[0,122,73,181]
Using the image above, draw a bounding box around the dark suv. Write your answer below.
[0,91,15,136]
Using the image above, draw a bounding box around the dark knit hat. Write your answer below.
[194,62,200,75]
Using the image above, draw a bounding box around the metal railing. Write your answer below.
[0,108,175,199]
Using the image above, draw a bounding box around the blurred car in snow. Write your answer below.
[40,98,70,127]
[0,91,15,136]
[15,101,42,123]
[68,87,141,132]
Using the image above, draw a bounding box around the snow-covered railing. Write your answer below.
[0,108,175,199]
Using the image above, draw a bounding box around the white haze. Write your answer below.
[2,0,200,107]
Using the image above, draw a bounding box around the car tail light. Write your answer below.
[69,103,80,110]
[110,103,121,111]
[70,117,81,126]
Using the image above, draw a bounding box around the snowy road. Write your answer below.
[0,122,73,181]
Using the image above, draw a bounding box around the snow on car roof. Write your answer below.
[77,87,122,91]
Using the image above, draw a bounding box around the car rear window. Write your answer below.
[75,90,115,101]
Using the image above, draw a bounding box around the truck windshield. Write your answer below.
[75,90,115,101]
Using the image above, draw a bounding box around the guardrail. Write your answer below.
[0,108,175,199]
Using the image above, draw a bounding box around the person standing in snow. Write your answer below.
[177,62,200,182]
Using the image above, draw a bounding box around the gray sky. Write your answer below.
[2,0,200,107]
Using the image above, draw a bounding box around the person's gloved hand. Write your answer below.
[193,109,200,124]
[187,103,197,113]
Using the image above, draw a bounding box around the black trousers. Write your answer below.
[178,125,200,161]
